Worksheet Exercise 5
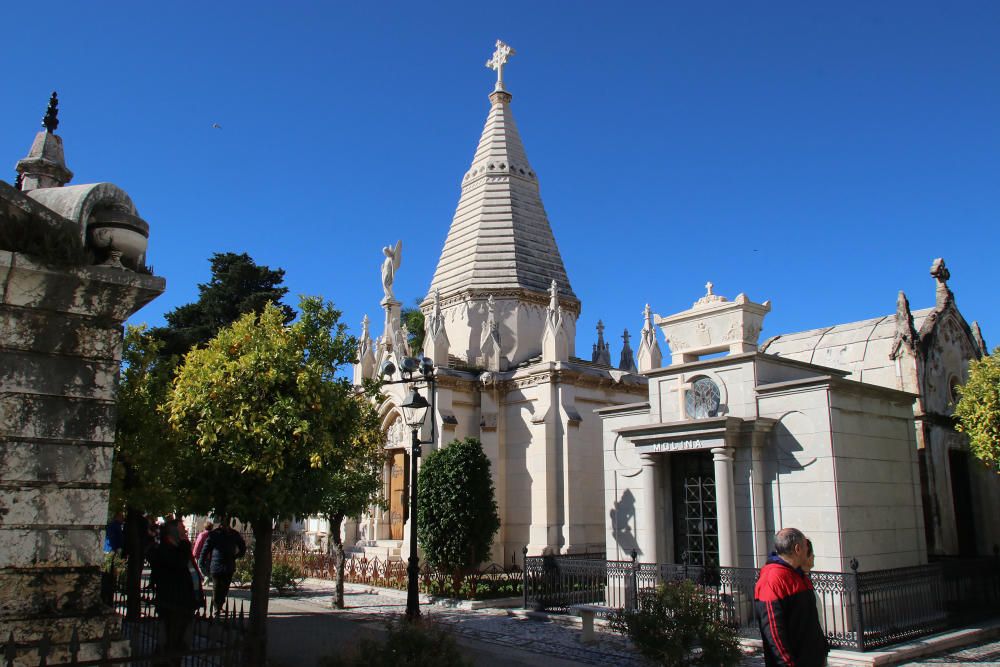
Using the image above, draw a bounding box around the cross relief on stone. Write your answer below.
[486,40,516,90]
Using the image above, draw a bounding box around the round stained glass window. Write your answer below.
[685,377,721,419]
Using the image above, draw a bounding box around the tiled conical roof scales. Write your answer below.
[426,87,577,306]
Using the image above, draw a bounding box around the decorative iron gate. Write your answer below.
[671,452,719,567]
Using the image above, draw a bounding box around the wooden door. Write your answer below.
[389,451,407,540]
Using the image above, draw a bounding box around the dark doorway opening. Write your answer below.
[948,449,976,555]
[671,451,718,566]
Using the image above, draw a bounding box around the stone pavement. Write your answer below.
[255,578,998,666]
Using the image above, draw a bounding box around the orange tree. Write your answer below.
[168,297,376,666]
[955,347,1000,473]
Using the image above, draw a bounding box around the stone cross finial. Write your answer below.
[930,258,950,285]
[705,281,714,296]
[619,329,637,373]
[643,304,653,331]
[930,258,952,309]
[596,319,605,339]
[42,91,60,133]
[486,40,516,91]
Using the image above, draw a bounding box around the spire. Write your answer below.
[592,320,611,366]
[637,304,662,372]
[427,41,576,306]
[619,329,637,373]
[16,91,73,191]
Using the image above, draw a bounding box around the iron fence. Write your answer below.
[271,545,523,600]
[522,552,1000,652]
[4,563,248,666]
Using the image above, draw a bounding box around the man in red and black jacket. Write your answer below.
[754,528,830,667]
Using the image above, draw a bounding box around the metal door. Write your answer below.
[671,452,719,567]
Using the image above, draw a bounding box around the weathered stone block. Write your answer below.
[0,568,104,617]
[0,308,121,360]
[0,253,163,321]
[0,613,124,650]
[0,527,103,568]
[0,441,114,484]
[0,350,119,400]
[0,486,109,526]
[0,393,115,443]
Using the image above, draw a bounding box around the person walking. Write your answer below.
[192,519,213,573]
[147,519,203,666]
[104,511,125,555]
[198,519,247,617]
[754,528,829,667]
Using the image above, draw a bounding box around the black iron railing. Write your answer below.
[2,564,248,667]
[522,552,1000,652]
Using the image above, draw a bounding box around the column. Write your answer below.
[749,440,769,567]
[639,454,660,563]
[374,456,391,540]
[712,447,738,567]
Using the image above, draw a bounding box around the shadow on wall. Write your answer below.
[764,411,815,535]
[610,488,638,556]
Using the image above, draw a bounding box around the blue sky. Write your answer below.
[3,2,998,358]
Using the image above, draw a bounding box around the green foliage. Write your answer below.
[151,252,294,357]
[318,377,385,530]
[270,561,305,595]
[232,542,255,587]
[110,326,181,515]
[417,438,500,572]
[168,296,367,521]
[318,618,471,667]
[609,580,743,667]
[401,301,425,356]
[955,348,1000,472]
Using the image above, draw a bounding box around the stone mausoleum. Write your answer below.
[306,42,997,572]
[0,94,164,662]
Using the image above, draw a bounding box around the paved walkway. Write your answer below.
[252,578,999,666]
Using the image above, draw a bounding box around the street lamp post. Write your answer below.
[381,356,436,620]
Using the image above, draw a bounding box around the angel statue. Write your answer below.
[381,240,402,301]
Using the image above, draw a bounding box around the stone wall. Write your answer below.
[0,182,164,664]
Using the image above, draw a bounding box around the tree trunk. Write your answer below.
[329,513,345,609]
[246,518,274,667]
[124,506,144,619]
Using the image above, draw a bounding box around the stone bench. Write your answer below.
[569,604,612,644]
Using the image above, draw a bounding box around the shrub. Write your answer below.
[417,438,500,572]
[609,579,743,667]
[318,617,471,667]
[232,542,255,587]
[271,561,305,595]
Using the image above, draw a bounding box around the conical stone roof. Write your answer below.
[427,89,577,305]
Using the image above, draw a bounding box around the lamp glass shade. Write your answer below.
[400,388,429,427]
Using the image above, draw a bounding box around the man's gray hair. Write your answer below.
[774,527,806,556]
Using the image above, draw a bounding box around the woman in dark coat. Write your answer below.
[147,520,203,665]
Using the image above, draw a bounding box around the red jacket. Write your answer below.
[754,554,829,667]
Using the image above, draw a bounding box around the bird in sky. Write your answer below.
[211,123,222,129]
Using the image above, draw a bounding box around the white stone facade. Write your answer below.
[600,288,928,572]
[344,52,645,564]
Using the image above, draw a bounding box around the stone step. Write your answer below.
[345,541,403,561]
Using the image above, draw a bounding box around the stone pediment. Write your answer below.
[656,284,770,364]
